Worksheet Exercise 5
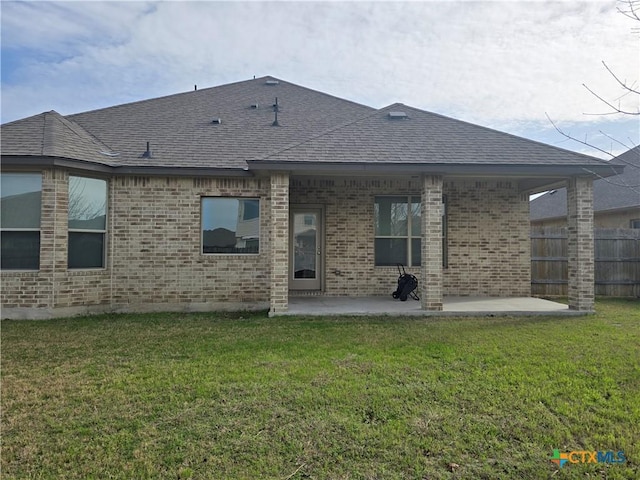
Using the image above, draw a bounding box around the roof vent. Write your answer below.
[388,111,408,120]
[272,97,280,126]
[265,80,279,86]
[100,151,120,157]
[140,141,153,158]
[211,117,222,124]
[251,103,259,109]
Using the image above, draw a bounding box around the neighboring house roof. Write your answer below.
[0,191,41,227]
[530,146,640,221]
[1,75,623,184]
[203,228,237,248]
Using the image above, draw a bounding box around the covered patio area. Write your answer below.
[282,296,579,316]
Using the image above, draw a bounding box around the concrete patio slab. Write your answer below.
[281,296,578,316]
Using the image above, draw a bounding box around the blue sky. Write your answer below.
[1,0,638,158]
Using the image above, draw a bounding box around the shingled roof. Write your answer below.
[530,146,640,221]
[250,103,617,173]
[1,76,373,170]
[1,110,116,165]
[0,76,624,184]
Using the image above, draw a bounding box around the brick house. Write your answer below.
[0,77,622,319]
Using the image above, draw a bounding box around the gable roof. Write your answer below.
[1,76,624,183]
[530,146,640,220]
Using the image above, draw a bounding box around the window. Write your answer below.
[374,196,421,266]
[202,198,260,254]
[374,195,447,267]
[631,219,640,229]
[68,176,107,269]
[1,173,42,270]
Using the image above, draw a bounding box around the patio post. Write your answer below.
[421,175,443,310]
[567,176,595,311]
[269,172,290,315]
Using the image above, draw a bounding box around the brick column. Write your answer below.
[269,172,290,315]
[46,169,69,308]
[567,176,594,311]
[421,175,443,310]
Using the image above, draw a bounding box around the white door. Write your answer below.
[290,208,323,290]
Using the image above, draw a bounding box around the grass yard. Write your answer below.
[2,299,639,479]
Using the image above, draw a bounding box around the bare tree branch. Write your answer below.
[545,113,616,157]
[69,180,107,224]
[546,0,639,171]
[581,111,629,116]
[598,130,637,152]
[582,83,639,116]
[581,165,640,190]
[602,61,640,95]
[617,0,640,21]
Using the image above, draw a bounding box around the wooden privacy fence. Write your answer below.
[531,227,640,297]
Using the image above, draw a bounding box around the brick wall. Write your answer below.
[2,170,532,318]
[444,180,531,296]
[109,175,271,311]
[2,171,271,318]
[1,169,111,318]
[290,177,422,296]
[291,177,531,298]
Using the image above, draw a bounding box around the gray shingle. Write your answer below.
[1,111,117,164]
[1,77,620,176]
[256,103,616,167]
[1,77,373,168]
[530,146,640,220]
[66,76,374,168]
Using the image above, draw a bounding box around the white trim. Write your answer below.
[289,205,324,291]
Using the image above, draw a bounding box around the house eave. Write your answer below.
[3,155,622,182]
[246,161,624,178]
[2,155,114,173]
[0,156,253,177]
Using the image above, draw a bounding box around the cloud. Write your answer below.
[1,0,638,154]
[1,1,152,53]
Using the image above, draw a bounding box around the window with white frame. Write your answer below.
[374,195,447,267]
[1,173,42,270]
[68,176,107,269]
[201,198,260,254]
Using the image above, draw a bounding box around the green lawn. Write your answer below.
[2,299,639,479]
